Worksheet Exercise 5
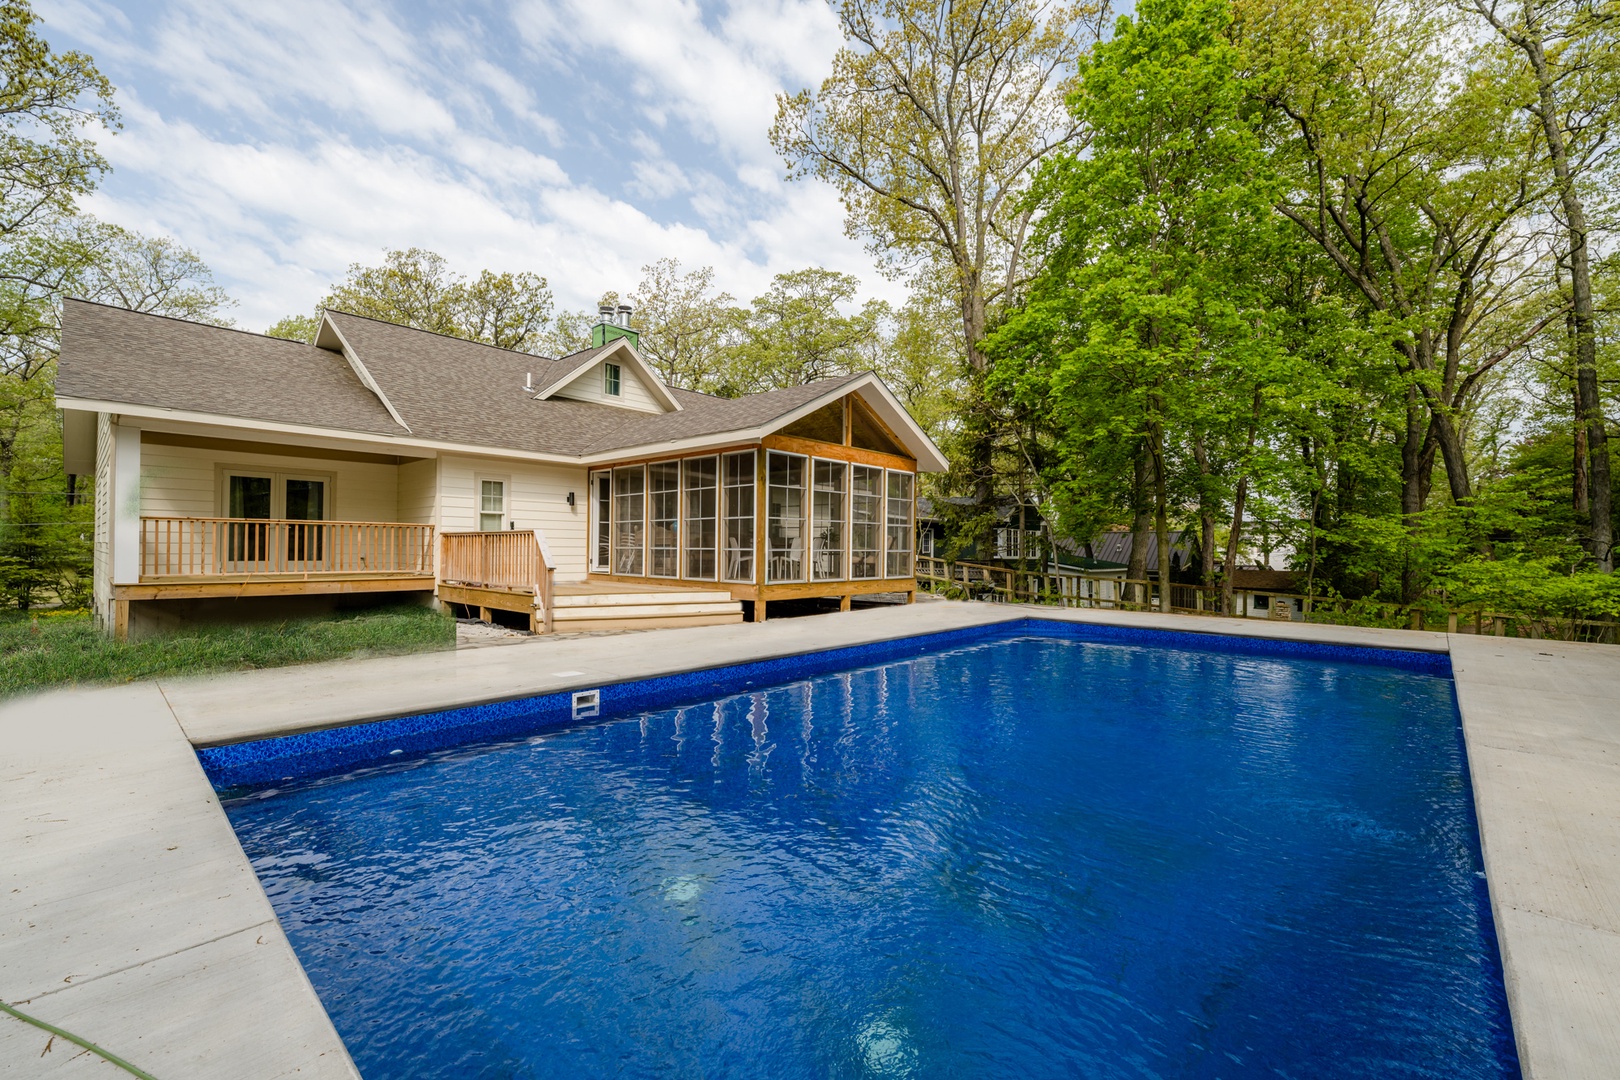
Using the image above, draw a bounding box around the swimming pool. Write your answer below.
[221,626,1518,1078]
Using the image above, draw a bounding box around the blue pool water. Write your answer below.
[225,633,1518,1079]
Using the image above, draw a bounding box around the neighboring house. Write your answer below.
[1228,568,1306,620]
[56,300,947,637]
[916,502,1194,579]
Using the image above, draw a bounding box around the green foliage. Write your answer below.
[727,268,887,393]
[622,259,745,390]
[0,0,117,245]
[0,604,455,697]
[288,247,558,354]
[265,313,318,343]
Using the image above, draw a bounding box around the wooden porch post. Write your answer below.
[753,446,767,622]
[839,594,852,612]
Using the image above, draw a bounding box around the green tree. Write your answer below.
[626,259,745,391]
[990,0,1304,611]
[1241,0,1559,528]
[283,248,557,353]
[0,0,117,247]
[730,268,887,393]
[1460,0,1619,570]
[772,0,1108,502]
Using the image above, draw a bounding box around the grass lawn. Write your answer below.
[0,604,456,698]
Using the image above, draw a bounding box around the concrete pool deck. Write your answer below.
[1,601,1614,1077]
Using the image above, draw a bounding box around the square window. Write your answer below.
[480,479,505,531]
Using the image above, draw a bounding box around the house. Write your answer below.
[55,300,947,638]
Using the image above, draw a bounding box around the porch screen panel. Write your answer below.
[612,466,645,576]
[649,461,680,578]
[811,459,846,581]
[683,456,718,580]
[590,471,611,572]
[766,451,806,583]
[722,451,755,582]
[850,465,882,580]
[886,470,914,578]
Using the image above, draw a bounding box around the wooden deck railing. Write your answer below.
[140,517,434,579]
[440,529,556,633]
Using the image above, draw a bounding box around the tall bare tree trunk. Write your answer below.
[1192,435,1217,588]
[1400,387,1425,603]
[1152,431,1171,605]
[1128,443,1151,606]
[1478,0,1613,570]
[1221,475,1249,617]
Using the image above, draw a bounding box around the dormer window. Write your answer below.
[604,363,622,397]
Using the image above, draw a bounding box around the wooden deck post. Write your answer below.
[113,599,130,642]
[839,594,851,612]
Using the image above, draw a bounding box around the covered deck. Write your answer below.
[111,516,437,637]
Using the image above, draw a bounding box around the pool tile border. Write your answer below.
[200,616,1451,791]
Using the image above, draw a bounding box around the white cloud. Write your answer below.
[39,0,903,336]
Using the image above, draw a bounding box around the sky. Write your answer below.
[36,0,894,332]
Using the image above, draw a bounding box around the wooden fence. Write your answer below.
[915,556,1618,643]
[140,517,434,579]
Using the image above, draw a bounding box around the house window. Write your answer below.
[885,470,913,578]
[603,363,622,397]
[683,456,718,580]
[722,450,755,582]
[649,461,680,577]
[766,450,806,583]
[222,471,331,563]
[613,465,645,575]
[1253,594,1269,611]
[590,471,611,572]
[479,479,506,531]
[919,532,934,557]
[850,464,882,580]
[812,459,846,581]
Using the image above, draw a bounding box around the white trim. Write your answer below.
[218,467,337,520]
[588,469,612,573]
[475,474,510,532]
[111,423,142,585]
[532,339,684,413]
[314,313,413,433]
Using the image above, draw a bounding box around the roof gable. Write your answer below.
[534,338,681,414]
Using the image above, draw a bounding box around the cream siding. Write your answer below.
[551,360,664,413]
[438,453,590,579]
[397,458,437,524]
[137,439,403,522]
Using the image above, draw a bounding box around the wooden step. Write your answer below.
[553,611,745,632]
[552,601,742,621]
[553,589,736,608]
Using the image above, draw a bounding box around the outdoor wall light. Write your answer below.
[566,491,576,507]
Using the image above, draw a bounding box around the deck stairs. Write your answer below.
[551,581,744,632]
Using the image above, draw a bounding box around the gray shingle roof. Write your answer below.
[55,300,407,436]
[57,302,890,462]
